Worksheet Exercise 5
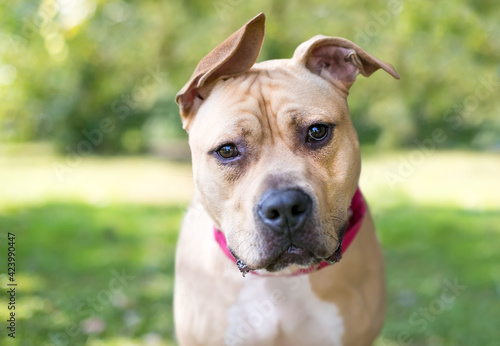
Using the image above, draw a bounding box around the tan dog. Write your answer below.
[174,13,399,346]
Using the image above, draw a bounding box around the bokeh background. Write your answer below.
[1,0,499,345]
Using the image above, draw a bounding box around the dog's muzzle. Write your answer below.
[254,188,322,272]
[216,188,366,276]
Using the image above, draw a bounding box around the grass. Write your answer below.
[377,206,500,345]
[0,203,183,346]
[1,144,499,345]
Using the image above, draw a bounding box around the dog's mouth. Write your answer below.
[229,217,348,276]
[266,243,343,272]
[235,243,342,275]
[265,245,316,272]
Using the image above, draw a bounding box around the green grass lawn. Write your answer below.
[0,203,183,346]
[377,207,500,345]
[1,145,499,345]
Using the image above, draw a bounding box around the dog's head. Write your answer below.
[177,13,398,273]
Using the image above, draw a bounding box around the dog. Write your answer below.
[174,13,399,346]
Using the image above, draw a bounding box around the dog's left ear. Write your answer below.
[293,35,400,93]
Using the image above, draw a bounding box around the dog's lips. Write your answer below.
[263,244,321,272]
[233,243,342,275]
[286,245,304,255]
[231,235,343,275]
[324,242,343,264]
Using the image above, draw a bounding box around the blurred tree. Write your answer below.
[0,0,498,153]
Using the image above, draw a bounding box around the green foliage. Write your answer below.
[0,1,499,152]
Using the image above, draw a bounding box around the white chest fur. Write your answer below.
[224,274,344,346]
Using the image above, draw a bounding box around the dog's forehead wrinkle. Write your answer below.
[199,92,263,149]
[253,64,345,122]
[279,106,335,125]
[220,115,260,139]
[213,66,343,148]
[219,71,283,148]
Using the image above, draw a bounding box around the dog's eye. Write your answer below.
[217,144,239,159]
[307,124,329,142]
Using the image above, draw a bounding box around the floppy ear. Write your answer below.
[176,13,266,130]
[293,35,399,93]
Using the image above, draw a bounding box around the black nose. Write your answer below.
[257,189,312,234]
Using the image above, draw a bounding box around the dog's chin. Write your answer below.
[263,246,322,272]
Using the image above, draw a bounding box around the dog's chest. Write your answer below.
[224,274,344,346]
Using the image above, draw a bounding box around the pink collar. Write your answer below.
[214,188,366,276]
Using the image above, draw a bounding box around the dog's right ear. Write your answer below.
[176,13,266,130]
